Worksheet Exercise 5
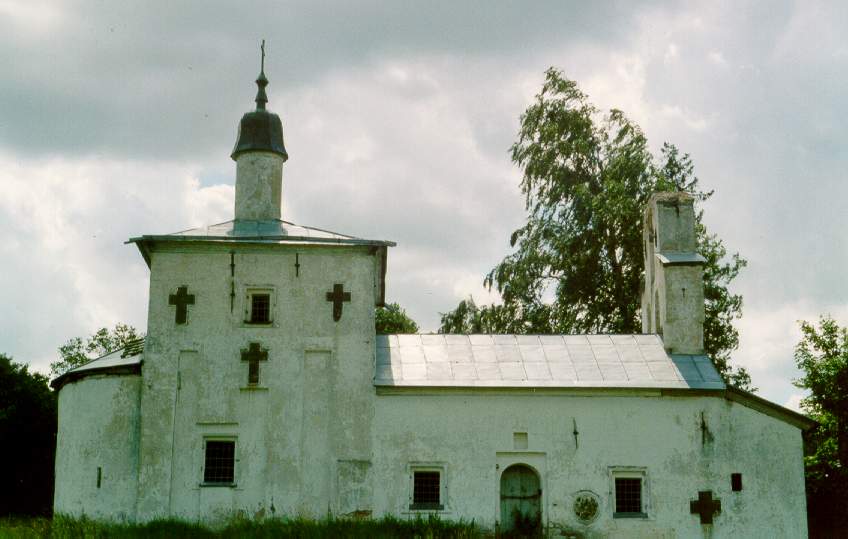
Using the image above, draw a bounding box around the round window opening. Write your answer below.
[573,491,600,524]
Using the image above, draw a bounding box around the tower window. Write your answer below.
[250,294,270,323]
[203,440,236,484]
[244,288,275,325]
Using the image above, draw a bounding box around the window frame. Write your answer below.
[243,286,276,326]
[609,467,649,519]
[407,463,448,511]
[200,437,238,487]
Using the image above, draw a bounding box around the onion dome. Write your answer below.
[231,44,288,161]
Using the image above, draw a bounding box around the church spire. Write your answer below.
[255,40,268,111]
[231,40,288,162]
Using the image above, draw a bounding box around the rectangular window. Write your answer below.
[610,467,648,518]
[413,471,440,506]
[615,478,642,514]
[243,287,275,326]
[731,473,742,492]
[250,294,271,324]
[408,465,446,511]
[203,440,235,484]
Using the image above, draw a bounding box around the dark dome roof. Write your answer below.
[231,109,288,161]
[230,67,288,161]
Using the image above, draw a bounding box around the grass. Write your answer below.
[0,514,485,538]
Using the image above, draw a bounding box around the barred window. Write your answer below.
[250,294,271,324]
[203,440,235,484]
[615,478,642,515]
[410,469,443,510]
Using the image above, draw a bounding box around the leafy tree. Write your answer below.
[438,296,512,334]
[794,316,848,535]
[50,323,142,378]
[0,354,57,516]
[439,68,750,388]
[376,303,419,334]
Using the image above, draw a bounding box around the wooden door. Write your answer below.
[499,464,541,535]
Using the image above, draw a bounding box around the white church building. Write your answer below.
[52,64,814,537]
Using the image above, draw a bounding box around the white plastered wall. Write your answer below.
[133,241,379,521]
[370,391,807,538]
[53,374,141,520]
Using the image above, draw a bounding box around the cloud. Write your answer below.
[733,301,848,407]
[784,393,806,413]
[0,153,230,371]
[1,0,847,415]
[664,43,679,63]
[0,0,661,161]
[707,51,727,67]
[659,104,710,131]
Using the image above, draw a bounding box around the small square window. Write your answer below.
[615,478,642,514]
[414,472,440,506]
[203,440,235,484]
[244,288,274,325]
[409,465,446,511]
[610,467,648,518]
[250,294,271,323]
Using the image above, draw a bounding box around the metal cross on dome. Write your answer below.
[326,283,351,322]
[690,490,721,525]
[168,286,195,325]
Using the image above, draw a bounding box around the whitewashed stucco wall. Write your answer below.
[53,336,808,537]
[52,239,808,538]
[134,241,380,521]
[54,374,141,520]
[370,391,806,538]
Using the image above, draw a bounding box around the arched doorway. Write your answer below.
[499,464,542,536]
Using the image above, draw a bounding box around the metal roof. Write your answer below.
[128,219,395,247]
[127,219,392,307]
[50,340,144,390]
[375,334,725,390]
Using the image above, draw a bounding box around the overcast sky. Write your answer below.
[2,0,846,411]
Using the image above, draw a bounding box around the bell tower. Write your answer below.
[641,192,706,354]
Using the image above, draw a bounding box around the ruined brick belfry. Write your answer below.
[51,48,813,537]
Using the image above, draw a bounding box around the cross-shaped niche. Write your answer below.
[690,490,721,524]
[240,342,268,385]
[168,286,195,325]
[325,283,351,322]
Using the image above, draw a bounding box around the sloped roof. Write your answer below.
[128,219,395,249]
[375,334,725,390]
[128,219,393,306]
[50,339,144,390]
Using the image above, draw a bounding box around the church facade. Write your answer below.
[52,66,813,538]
